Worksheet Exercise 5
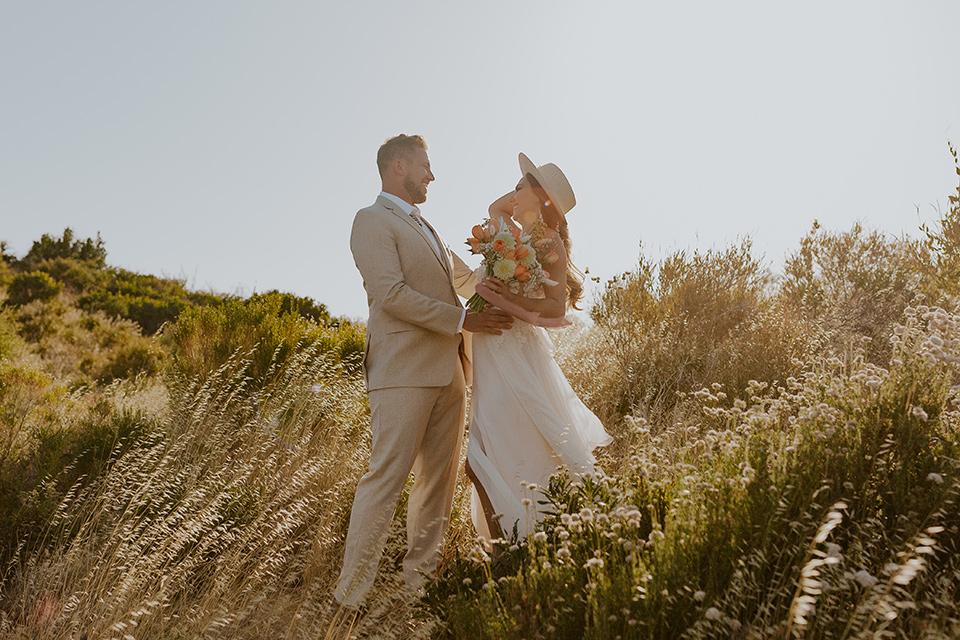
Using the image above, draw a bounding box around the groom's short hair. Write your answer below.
[377,134,428,178]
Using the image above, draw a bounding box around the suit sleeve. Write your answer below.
[351,210,464,336]
[452,251,479,300]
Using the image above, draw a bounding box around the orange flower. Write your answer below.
[504,249,516,261]
[492,239,506,252]
[515,245,530,260]
[545,251,560,264]
[514,264,530,280]
[468,237,481,252]
[486,223,498,238]
[472,224,485,239]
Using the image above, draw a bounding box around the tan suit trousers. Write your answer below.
[334,363,466,606]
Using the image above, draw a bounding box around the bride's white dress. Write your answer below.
[467,316,612,540]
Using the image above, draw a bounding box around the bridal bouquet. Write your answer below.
[464,218,559,314]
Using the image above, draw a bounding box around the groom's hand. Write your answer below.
[463,308,514,335]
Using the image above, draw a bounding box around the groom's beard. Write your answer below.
[403,177,427,204]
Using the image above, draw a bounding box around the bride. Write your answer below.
[465,153,612,541]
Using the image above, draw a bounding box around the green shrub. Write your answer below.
[18,228,106,272]
[0,309,23,360]
[97,339,165,383]
[781,221,923,364]
[249,290,331,325]
[80,269,224,335]
[0,242,12,287]
[917,142,960,300]
[31,256,107,293]
[591,239,809,419]
[5,271,64,307]
[81,289,189,335]
[163,293,362,386]
[0,397,158,567]
[13,299,162,384]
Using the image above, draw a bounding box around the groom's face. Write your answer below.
[402,148,434,205]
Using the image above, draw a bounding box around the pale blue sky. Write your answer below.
[2,1,958,320]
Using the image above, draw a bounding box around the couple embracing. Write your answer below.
[334,134,611,609]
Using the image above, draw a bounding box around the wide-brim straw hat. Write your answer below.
[518,152,576,216]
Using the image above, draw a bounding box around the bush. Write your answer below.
[18,228,106,272]
[591,239,810,419]
[781,221,923,364]
[0,309,24,361]
[163,293,363,386]
[81,289,189,335]
[98,339,165,383]
[13,299,163,384]
[31,256,107,293]
[5,271,64,307]
[916,142,960,300]
[249,290,331,325]
[0,392,158,568]
[0,242,12,287]
[80,269,224,335]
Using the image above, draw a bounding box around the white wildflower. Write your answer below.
[533,531,547,542]
[851,569,878,588]
[694,590,706,602]
[584,557,604,569]
[911,406,929,422]
[705,607,722,621]
[927,472,944,485]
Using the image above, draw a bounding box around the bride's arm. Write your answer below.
[481,236,567,318]
[488,192,513,218]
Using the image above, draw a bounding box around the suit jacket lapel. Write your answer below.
[419,216,455,278]
[377,195,453,278]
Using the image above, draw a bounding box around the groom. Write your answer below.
[335,134,512,608]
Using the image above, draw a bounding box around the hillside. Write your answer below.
[1,151,959,639]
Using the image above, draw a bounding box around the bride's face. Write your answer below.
[509,176,540,225]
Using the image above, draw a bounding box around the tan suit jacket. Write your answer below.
[350,195,477,390]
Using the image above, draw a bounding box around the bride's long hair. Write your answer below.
[526,174,585,311]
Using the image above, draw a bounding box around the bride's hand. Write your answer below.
[482,277,512,300]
